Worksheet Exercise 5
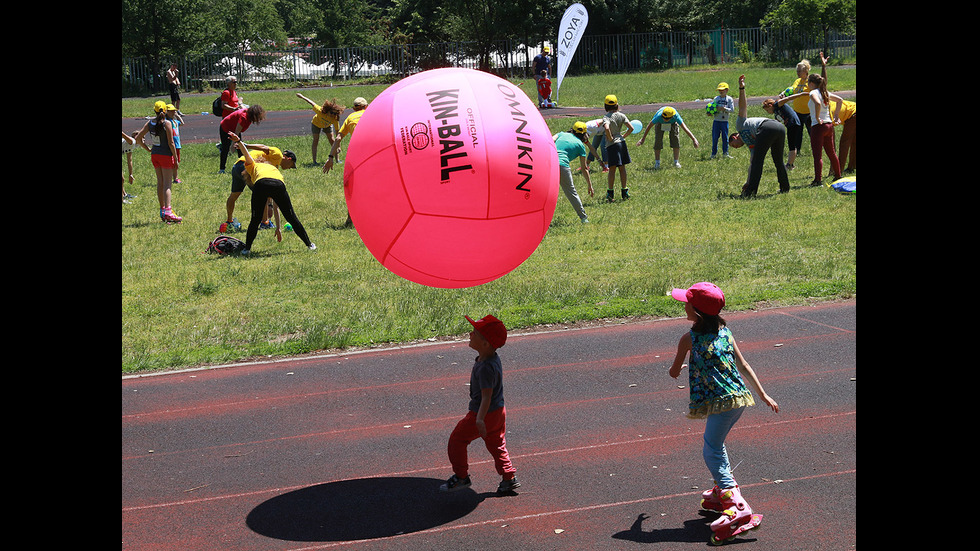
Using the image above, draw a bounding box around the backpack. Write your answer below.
[207,235,246,255]
[212,95,223,117]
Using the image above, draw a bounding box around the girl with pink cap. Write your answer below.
[668,282,779,545]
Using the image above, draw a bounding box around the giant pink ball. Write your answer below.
[342,68,559,288]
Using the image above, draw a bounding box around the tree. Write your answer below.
[387,0,555,72]
[761,0,856,54]
[388,0,451,44]
[274,0,321,40]
[444,0,503,71]
[213,0,289,52]
[121,0,219,87]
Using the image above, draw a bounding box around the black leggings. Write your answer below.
[246,178,312,250]
[219,130,236,171]
[742,120,790,197]
[787,112,811,152]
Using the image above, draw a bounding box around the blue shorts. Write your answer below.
[605,140,631,167]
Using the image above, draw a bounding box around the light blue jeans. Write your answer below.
[589,133,607,163]
[703,406,745,488]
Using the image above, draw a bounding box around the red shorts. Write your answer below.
[151,153,175,169]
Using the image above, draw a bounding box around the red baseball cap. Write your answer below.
[465,314,507,349]
[670,282,725,316]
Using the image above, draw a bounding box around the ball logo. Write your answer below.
[426,89,474,183]
[399,121,432,154]
[409,122,430,150]
[342,68,559,288]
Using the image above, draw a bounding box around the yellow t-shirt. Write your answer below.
[311,105,340,131]
[338,109,365,137]
[789,77,810,114]
[822,100,856,125]
[835,100,856,123]
[243,153,284,183]
[238,147,284,167]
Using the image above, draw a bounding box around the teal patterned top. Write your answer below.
[687,327,755,418]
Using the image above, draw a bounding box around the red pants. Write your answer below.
[447,408,516,479]
[810,122,840,181]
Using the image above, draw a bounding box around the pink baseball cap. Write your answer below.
[671,282,725,316]
[465,314,507,349]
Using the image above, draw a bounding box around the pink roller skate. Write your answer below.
[162,207,182,224]
[708,485,763,545]
[699,485,726,513]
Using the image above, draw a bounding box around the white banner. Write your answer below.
[554,3,588,102]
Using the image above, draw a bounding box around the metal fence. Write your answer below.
[123,27,854,96]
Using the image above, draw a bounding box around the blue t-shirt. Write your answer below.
[554,132,588,168]
[774,103,801,127]
[651,107,684,126]
[468,354,505,413]
[533,53,550,75]
[169,119,181,149]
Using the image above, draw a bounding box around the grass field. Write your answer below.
[122,66,856,374]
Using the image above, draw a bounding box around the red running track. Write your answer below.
[122,299,855,550]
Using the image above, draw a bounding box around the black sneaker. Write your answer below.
[439,475,471,492]
[497,477,521,493]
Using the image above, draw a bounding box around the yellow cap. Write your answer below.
[662,107,676,118]
[604,94,618,106]
[717,82,729,91]
[572,121,587,134]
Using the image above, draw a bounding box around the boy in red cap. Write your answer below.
[440,314,520,494]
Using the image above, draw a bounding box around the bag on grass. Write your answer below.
[828,176,855,194]
[212,96,223,117]
[207,235,246,255]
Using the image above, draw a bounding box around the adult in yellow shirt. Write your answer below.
[779,59,812,170]
[228,132,316,255]
[322,96,368,176]
[831,99,856,173]
[296,93,343,165]
[322,97,368,228]
[222,143,289,233]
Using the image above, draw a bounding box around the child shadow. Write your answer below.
[611,511,727,544]
[246,476,508,543]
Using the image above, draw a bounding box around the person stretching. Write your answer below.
[228,132,316,255]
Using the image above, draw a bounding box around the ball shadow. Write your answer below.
[246,476,483,542]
